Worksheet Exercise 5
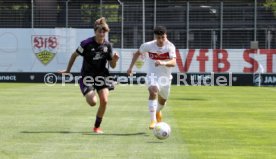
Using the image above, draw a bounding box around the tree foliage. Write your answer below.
[263,0,276,16]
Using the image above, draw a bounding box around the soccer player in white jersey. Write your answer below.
[127,26,176,129]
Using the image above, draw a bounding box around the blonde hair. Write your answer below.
[94,17,110,32]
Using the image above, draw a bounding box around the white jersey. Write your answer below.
[139,40,176,78]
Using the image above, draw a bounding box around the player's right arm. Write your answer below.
[58,51,79,73]
[127,43,148,76]
[127,50,142,76]
[59,39,87,74]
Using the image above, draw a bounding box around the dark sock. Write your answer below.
[94,116,102,128]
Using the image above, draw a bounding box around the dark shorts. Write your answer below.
[79,77,113,96]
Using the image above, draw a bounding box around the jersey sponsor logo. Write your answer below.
[93,53,102,60]
[32,35,59,65]
[148,52,170,60]
[103,46,108,53]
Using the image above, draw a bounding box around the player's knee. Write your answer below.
[89,102,97,107]
[149,86,158,92]
[149,91,157,98]
[149,88,158,97]
[87,100,97,107]
[86,97,97,107]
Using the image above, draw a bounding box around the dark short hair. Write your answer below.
[153,26,167,35]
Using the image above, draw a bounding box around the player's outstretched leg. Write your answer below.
[93,88,109,134]
[148,86,158,129]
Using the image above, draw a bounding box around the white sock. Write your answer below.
[148,100,157,122]
[157,103,165,112]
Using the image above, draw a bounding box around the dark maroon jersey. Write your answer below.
[76,36,113,77]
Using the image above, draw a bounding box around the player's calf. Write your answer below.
[156,111,162,123]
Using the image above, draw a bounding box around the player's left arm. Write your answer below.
[109,52,119,68]
[107,44,119,68]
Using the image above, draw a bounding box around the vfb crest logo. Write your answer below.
[32,36,59,65]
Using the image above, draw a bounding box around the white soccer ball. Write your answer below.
[153,122,171,140]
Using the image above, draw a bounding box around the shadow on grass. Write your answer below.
[170,97,207,101]
[147,141,164,143]
[20,131,148,136]
[83,132,149,136]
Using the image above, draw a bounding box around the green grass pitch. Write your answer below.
[0,83,275,159]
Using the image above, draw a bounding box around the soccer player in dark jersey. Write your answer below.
[59,17,119,134]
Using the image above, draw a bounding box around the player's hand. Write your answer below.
[155,60,167,67]
[113,52,120,62]
[127,68,133,76]
[58,69,70,74]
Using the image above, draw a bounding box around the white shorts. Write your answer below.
[146,75,172,100]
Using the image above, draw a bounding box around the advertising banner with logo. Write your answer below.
[0,28,95,72]
[0,29,276,85]
[1,29,276,74]
[122,49,276,74]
